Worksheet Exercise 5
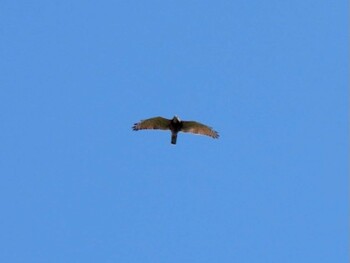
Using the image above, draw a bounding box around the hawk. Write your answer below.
[132,116,219,144]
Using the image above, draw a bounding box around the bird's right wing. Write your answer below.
[132,117,170,131]
[181,121,219,138]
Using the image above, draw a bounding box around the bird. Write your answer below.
[132,116,219,144]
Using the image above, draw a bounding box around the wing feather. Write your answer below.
[132,117,171,131]
[181,121,219,138]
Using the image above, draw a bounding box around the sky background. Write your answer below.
[0,1,348,262]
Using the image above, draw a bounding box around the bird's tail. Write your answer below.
[171,133,177,145]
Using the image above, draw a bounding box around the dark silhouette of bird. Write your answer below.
[132,116,219,144]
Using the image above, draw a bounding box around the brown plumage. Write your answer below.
[132,116,219,144]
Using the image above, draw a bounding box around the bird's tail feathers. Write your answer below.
[171,133,177,145]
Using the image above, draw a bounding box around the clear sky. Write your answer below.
[0,1,348,262]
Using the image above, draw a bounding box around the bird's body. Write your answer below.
[132,116,219,144]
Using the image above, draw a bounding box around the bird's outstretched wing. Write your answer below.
[181,121,219,138]
[132,117,171,131]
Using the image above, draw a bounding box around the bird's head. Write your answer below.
[173,115,181,123]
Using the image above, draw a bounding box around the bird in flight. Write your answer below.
[132,116,219,144]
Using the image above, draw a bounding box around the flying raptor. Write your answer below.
[132,116,219,144]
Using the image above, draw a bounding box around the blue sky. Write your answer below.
[0,1,348,262]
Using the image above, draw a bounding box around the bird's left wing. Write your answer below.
[181,121,219,138]
[132,116,170,131]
